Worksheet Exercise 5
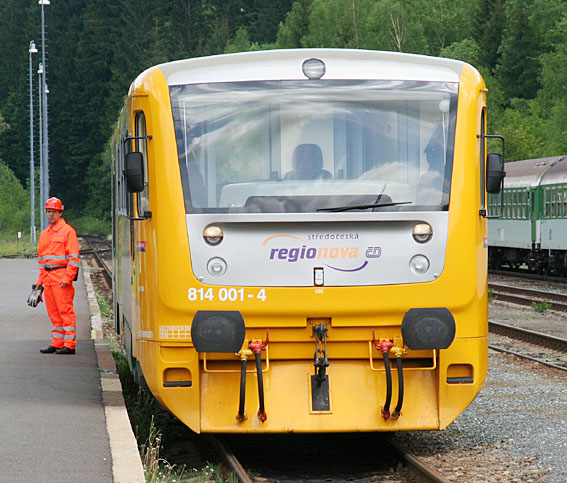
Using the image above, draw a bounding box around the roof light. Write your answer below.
[302,58,326,80]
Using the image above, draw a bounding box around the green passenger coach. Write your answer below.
[488,156,567,274]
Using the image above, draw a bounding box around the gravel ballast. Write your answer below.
[394,299,567,482]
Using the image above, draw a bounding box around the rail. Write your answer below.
[488,282,567,312]
[488,320,567,372]
[80,241,112,289]
[489,269,567,283]
[387,438,453,483]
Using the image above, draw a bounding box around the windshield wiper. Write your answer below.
[317,201,412,212]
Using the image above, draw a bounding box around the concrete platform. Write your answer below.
[0,258,144,483]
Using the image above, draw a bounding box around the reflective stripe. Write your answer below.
[68,261,80,267]
[64,334,76,340]
[66,254,79,259]
[38,255,67,261]
[53,334,65,339]
[52,326,64,332]
[63,326,76,331]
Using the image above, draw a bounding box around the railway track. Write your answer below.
[489,321,567,372]
[81,247,112,287]
[213,433,451,482]
[488,281,567,312]
[489,269,567,284]
[79,236,112,289]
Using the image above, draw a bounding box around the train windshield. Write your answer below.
[170,80,457,214]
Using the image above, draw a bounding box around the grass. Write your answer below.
[0,234,37,257]
[95,292,111,319]
[0,215,111,258]
[531,299,551,314]
[69,215,111,238]
[141,417,187,483]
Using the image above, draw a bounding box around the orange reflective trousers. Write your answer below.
[43,282,76,350]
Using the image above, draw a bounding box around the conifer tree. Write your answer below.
[496,0,541,99]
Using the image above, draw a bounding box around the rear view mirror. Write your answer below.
[486,153,505,194]
[124,152,144,193]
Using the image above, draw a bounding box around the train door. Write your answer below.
[133,110,151,346]
[114,124,135,366]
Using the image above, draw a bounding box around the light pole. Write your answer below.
[39,0,50,230]
[29,41,38,245]
[38,62,44,230]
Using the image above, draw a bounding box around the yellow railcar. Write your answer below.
[112,49,504,433]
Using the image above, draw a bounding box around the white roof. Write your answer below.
[154,48,466,86]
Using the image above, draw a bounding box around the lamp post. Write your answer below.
[38,62,44,230]
[29,41,38,245]
[39,0,50,230]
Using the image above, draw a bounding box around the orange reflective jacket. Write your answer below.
[36,218,79,286]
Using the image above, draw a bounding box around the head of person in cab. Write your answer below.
[284,144,332,180]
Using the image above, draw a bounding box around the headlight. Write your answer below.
[412,223,433,243]
[203,225,223,245]
[207,257,227,277]
[410,255,430,275]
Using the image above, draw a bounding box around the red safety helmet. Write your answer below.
[44,197,64,211]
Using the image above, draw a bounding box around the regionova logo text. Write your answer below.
[262,233,382,272]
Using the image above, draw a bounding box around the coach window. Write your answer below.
[543,188,550,218]
[135,112,150,217]
[118,129,128,216]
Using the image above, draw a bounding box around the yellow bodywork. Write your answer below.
[113,54,489,433]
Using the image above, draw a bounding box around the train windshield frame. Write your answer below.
[170,80,458,214]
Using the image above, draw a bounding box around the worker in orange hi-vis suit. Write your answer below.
[35,197,80,355]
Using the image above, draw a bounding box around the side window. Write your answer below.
[480,109,486,210]
[135,112,150,217]
[117,127,129,216]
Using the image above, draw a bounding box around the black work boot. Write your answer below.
[39,345,58,354]
[55,347,75,355]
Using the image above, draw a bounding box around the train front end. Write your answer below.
[131,50,490,433]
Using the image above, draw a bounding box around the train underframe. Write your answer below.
[488,246,567,276]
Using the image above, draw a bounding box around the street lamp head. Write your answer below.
[29,41,38,54]
[38,0,50,5]
[38,63,44,74]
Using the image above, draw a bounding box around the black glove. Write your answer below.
[27,284,44,307]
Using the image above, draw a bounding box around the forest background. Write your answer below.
[1,0,567,238]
